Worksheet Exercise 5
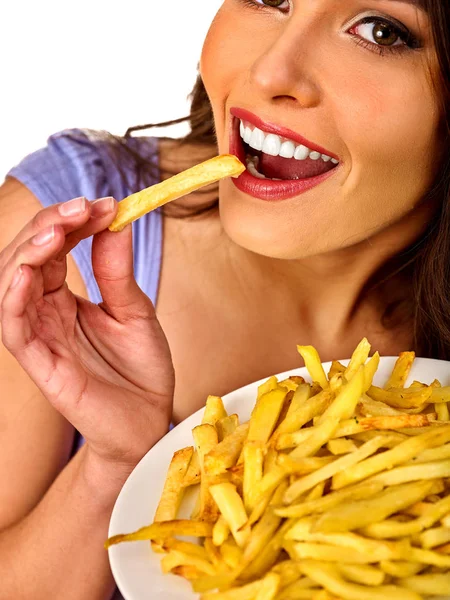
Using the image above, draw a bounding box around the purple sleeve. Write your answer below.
[7,129,163,305]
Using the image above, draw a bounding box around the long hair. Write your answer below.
[78,0,450,358]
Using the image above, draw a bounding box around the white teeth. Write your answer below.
[279,141,295,159]
[262,133,281,157]
[294,145,310,161]
[249,127,265,151]
[239,119,339,165]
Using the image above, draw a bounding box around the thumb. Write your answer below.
[92,225,155,322]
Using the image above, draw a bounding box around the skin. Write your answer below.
[0,0,444,597]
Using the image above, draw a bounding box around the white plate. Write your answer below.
[108,357,450,600]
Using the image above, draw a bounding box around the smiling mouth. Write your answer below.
[231,108,340,183]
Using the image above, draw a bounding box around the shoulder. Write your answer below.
[6,128,161,204]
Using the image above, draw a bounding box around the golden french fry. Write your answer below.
[367,385,433,409]
[318,367,365,423]
[285,542,390,564]
[326,438,358,455]
[200,579,266,600]
[248,387,288,444]
[332,425,450,489]
[271,384,313,439]
[153,446,194,522]
[400,573,450,596]
[379,561,423,578]
[209,483,250,548]
[274,481,384,519]
[361,488,450,539]
[162,538,209,559]
[212,515,230,547]
[274,390,335,449]
[384,352,415,389]
[297,346,329,389]
[171,565,203,580]
[284,436,386,505]
[436,401,450,421]
[419,525,450,548]
[270,560,302,589]
[192,424,221,522]
[183,451,201,487]
[337,564,385,587]
[328,361,346,380]
[105,520,213,548]
[160,549,216,576]
[431,386,450,402]
[109,154,245,231]
[219,537,243,570]
[254,572,280,600]
[344,338,371,381]
[204,538,226,571]
[314,480,435,533]
[371,459,450,487]
[241,482,287,570]
[193,573,237,594]
[299,560,421,600]
[243,441,264,514]
[202,396,228,426]
[216,414,240,441]
[358,396,402,417]
[204,424,249,475]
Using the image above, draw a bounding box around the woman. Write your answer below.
[0,0,448,598]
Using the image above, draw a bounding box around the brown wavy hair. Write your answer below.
[93,0,450,358]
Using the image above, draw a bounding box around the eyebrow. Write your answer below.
[380,0,426,10]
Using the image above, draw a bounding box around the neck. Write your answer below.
[224,198,434,347]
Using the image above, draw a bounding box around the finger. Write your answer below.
[41,197,117,294]
[1,197,90,265]
[1,265,55,387]
[0,225,65,307]
[1,196,117,271]
[53,196,118,261]
[91,225,156,323]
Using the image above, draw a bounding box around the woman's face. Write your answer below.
[200,0,442,259]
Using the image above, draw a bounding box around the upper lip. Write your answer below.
[231,107,338,160]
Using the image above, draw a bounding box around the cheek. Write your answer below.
[335,62,440,184]
[200,5,257,135]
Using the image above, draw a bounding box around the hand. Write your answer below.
[0,196,174,470]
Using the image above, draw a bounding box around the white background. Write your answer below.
[0,1,222,180]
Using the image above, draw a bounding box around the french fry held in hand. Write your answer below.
[109,155,245,232]
[106,340,450,600]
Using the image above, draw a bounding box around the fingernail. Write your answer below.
[10,266,23,289]
[32,225,55,246]
[91,197,115,218]
[59,197,86,217]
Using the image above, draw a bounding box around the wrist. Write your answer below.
[77,445,138,510]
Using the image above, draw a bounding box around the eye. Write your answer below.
[250,0,290,9]
[349,17,419,50]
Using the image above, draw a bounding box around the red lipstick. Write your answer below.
[229,109,339,202]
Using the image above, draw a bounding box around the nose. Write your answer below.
[248,19,321,109]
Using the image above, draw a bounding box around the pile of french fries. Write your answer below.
[106,340,450,600]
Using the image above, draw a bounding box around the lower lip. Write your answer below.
[229,117,338,202]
